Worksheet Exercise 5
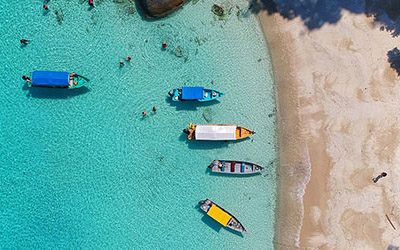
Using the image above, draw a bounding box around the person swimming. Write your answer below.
[43,4,49,10]
[119,60,125,67]
[20,39,29,45]
[125,56,132,62]
[89,0,94,7]
[142,110,148,117]
[162,41,167,49]
[22,75,31,82]
[152,106,157,113]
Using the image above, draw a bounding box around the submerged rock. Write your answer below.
[175,46,184,57]
[212,4,224,17]
[202,108,213,122]
[54,9,64,25]
[139,0,187,18]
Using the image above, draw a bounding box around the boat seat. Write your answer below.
[231,162,235,172]
[241,163,245,173]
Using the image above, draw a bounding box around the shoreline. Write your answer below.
[259,9,400,249]
[258,13,310,248]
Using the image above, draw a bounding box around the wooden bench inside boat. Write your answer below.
[231,162,236,172]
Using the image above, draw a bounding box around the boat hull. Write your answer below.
[235,126,254,140]
[70,74,88,89]
[209,160,263,175]
[198,88,223,102]
[199,199,246,233]
[169,87,223,102]
[185,124,255,141]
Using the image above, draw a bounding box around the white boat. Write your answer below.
[208,160,264,175]
[184,123,254,141]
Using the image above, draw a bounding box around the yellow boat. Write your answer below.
[199,199,246,233]
[184,123,255,141]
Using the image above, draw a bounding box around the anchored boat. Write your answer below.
[208,160,264,175]
[199,199,246,233]
[168,86,223,102]
[25,71,88,89]
[184,123,254,141]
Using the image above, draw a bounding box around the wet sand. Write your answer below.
[260,10,400,249]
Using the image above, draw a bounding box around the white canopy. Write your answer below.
[195,125,237,140]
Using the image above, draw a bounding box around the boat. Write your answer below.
[184,123,254,141]
[26,71,88,89]
[168,86,223,102]
[208,160,264,175]
[199,199,246,233]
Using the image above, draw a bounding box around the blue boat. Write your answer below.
[168,86,223,102]
[24,71,88,89]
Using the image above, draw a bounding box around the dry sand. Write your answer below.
[259,9,400,249]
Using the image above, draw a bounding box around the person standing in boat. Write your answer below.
[69,72,78,87]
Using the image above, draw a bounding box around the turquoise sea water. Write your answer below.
[0,0,277,248]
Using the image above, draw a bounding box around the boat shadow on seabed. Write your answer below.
[22,84,90,99]
[179,132,252,150]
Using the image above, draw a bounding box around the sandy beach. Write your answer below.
[260,7,400,249]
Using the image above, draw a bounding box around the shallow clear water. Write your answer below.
[0,0,277,248]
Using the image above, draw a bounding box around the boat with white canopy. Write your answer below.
[184,123,254,141]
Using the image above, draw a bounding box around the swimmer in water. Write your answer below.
[22,75,31,83]
[20,39,30,45]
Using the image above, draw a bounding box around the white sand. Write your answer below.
[260,10,400,249]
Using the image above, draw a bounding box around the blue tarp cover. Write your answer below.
[32,71,69,87]
[181,87,204,100]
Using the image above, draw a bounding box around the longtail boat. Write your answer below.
[184,123,254,141]
[168,86,223,102]
[199,199,246,233]
[208,160,264,175]
[25,71,88,89]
